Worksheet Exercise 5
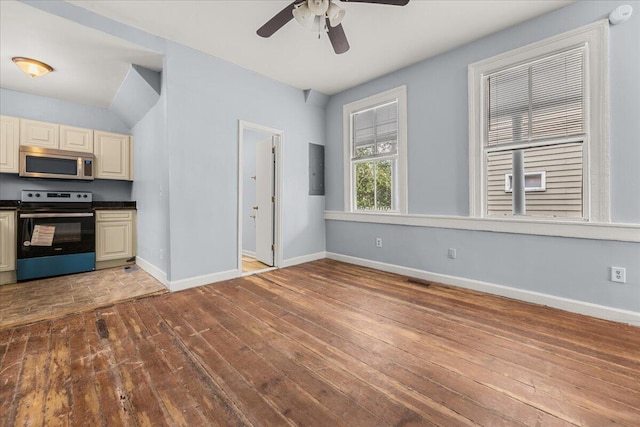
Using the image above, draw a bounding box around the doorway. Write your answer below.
[237,121,283,276]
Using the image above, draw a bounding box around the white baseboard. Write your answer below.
[135,257,169,287]
[242,250,256,257]
[280,251,327,268]
[169,269,240,292]
[326,252,640,326]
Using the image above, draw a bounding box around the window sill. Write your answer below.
[324,211,640,243]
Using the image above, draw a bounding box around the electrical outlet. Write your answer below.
[448,248,457,259]
[610,267,626,283]
[375,237,382,248]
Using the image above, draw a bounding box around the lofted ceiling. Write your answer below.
[1,0,574,108]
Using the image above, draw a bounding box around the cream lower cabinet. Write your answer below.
[95,210,136,269]
[0,210,17,285]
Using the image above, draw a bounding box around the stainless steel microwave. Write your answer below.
[19,146,94,181]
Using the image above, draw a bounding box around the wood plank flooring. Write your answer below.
[1,259,639,426]
[0,265,167,329]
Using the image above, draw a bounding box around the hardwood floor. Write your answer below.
[0,265,167,329]
[1,259,639,426]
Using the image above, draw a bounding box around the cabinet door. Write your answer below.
[96,220,133,261]
[0,116,19,173]
[20,119,59,148]
[94,131,131,180]
[0,211,16,272]
[60,125,93,153]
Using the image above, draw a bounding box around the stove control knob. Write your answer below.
[35,193,41,198]
[83,194,88,198]
[27,193,33,198]
[77,194,82,198]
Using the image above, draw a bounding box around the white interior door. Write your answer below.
[255,137,275,266]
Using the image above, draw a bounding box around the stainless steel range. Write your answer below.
[17,190,95,281]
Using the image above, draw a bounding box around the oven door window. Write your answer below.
[18,215,95,259]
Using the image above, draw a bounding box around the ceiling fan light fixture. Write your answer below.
[327,2,346,27]
[12,57,53,78]
[292,3,316,29]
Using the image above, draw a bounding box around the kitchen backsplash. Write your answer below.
[0,174,132,201]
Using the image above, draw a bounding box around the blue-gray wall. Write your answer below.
[0,88,133,201]
[324,0,640,312]
[130,68,170,276]
[163,40,326,281]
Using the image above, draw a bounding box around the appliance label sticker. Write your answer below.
[31,225,56,246]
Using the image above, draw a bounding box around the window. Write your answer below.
[343,86,407,213]
[468,21,609,222]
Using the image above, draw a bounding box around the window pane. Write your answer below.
[376,160,393,211]
[355,144,375,158]
[355,160,395,211]
[375,102,398,142]
[355,162,375,211]
[353,109,375,149]
[486,142,583,218]
[486,47,585,146]
[377,140,397,155]
[487,67,530,145]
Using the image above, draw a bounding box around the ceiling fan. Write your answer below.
[257,0,410,55]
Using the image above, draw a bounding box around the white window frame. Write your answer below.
[468,20,610,223]
[343,85,408,214]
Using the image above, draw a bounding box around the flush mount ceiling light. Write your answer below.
[12,57,54,78]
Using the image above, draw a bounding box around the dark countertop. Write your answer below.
[0,200,20,210]
[92,201,137,210]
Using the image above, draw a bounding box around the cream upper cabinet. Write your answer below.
[60,125,93,153]
[96,210,134,262]
[0,116,19,173]
[0,211,16,272]
[20,118,59,148]
[94,131,133,180]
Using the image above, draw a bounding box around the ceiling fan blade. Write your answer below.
[326,19,350,54]
[339,0,409,5]
[257,0,305,38]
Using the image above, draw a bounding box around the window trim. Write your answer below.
[343,85,408,214]
[468,20,609,223]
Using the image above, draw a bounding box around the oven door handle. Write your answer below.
[19,212,94,218]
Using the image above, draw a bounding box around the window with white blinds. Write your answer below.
[469,21,608,223]
[352,101,398,160]
[344,86,407,214]
[486,47,585,145]
[479,45,591,219]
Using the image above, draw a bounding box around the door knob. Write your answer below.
[253,205,259,210]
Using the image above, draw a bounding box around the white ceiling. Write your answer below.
[1,0,574,108]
